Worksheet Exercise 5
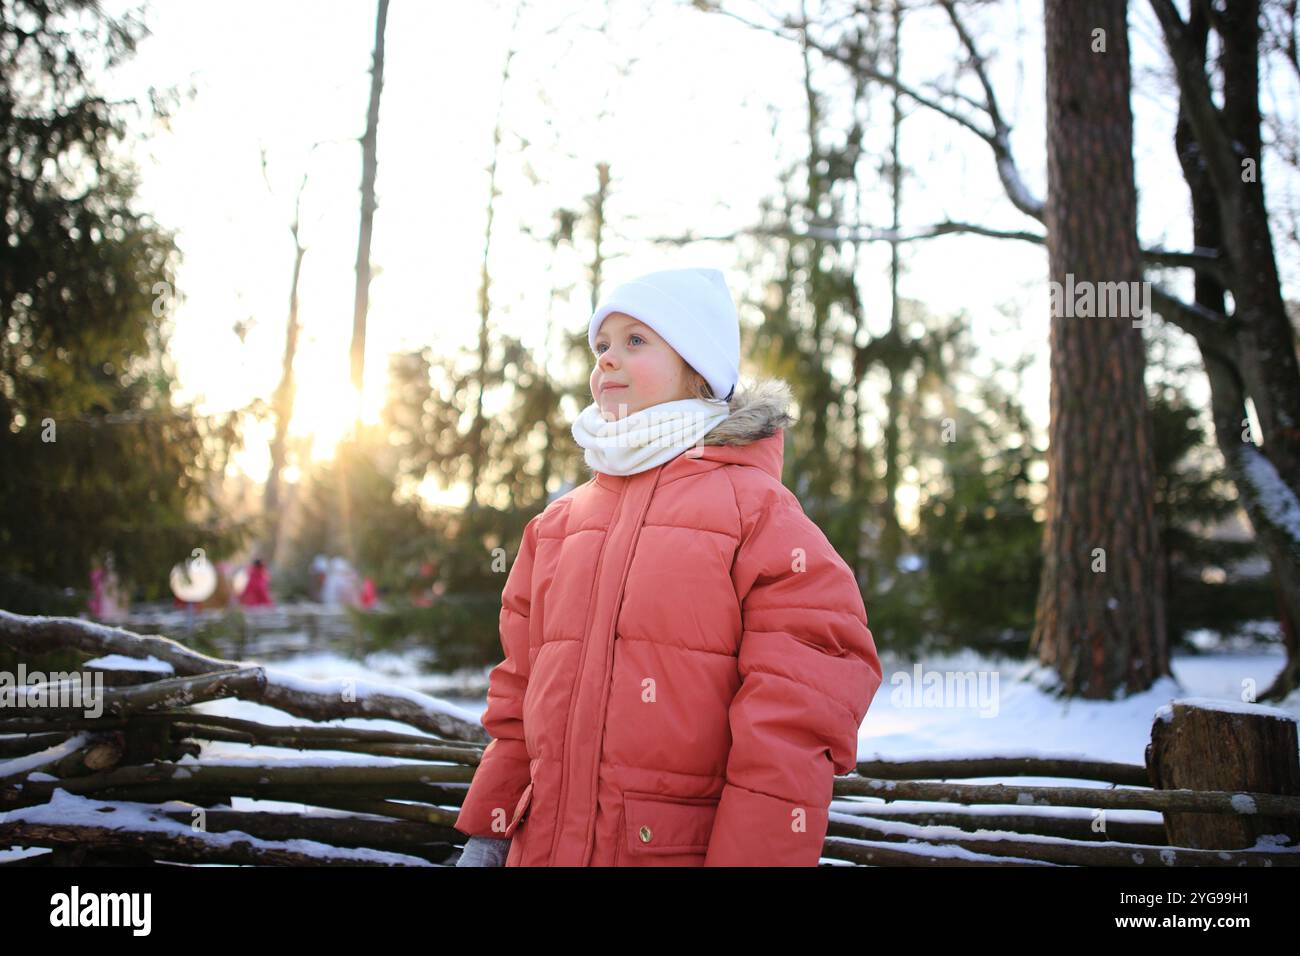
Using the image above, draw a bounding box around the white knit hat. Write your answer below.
[588,267,740,402]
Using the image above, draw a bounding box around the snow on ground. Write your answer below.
[862,646,1299,767]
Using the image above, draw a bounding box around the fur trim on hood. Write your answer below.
[699,377,795,446]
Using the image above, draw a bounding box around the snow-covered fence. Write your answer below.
[0,609,487,866]
[824,702,1300,866]
[2,609,1298,866]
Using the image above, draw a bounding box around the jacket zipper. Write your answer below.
[579,467,662,864]
[548,474,628,864]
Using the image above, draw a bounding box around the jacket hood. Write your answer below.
[698,377,795,446]
[691,377,794,481]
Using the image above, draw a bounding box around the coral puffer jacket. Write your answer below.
[453,379,882,866]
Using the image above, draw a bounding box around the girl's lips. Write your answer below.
[600,384,627,393]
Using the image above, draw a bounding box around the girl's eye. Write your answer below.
[595,335,644,354]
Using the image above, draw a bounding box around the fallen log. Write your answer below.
[0,732,70,758]
[3,759,475,809]
[0,820,433,866]
[825,813,1300,866]
[8,667,268,719]
[261,795,464,828]
[0,712,478,756]
[0,609,486,743]
[165,721,482,763]
[821,837,1055,866]
[0,732,93,789]
[837,775,1300,818]
[854,754,1149,787]
[147,802,459,854]
[827,805,1168,845]
[49,732,125,777]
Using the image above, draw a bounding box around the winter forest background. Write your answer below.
[2,0,1300,760]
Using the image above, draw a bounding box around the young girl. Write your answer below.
[454,267,882,867]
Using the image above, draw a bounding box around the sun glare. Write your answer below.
[290,377,384,463]
[219,362,392,482]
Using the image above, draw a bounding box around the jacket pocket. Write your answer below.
[622,791,718,857]
[502,781,533,838]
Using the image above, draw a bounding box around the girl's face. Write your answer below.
[590,312,697,420]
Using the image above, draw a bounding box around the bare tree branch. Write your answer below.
[639,219,1043,246]
[1149,284,1237,358]
[937,0,1045,219]
[643,218,1229,287]
[0,610,488,743]
[1148,0,1248,219]
[1143,245,1231,284]
[697,0,1045,220]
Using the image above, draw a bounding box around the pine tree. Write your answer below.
[0,0,247,607]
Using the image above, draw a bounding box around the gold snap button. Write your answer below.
[638,825,652,843]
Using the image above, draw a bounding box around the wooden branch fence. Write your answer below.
[1,609,1297,866]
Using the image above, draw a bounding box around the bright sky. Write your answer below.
[95,0,1297,516]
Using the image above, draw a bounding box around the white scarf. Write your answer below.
[571,397,731,477]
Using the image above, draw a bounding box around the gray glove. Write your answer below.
[455,834,511,867]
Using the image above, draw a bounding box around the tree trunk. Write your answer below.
[1032,0,1169,696]
[263,241,305,566]
[799,6,835,532]
[341,0,388,564]
[350,0,387,408]
[1211,0,1300,697]
[879,0,905,580]
[466,4,525,513]
[1147,700,1300,849]
[1164,0,1300,699]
